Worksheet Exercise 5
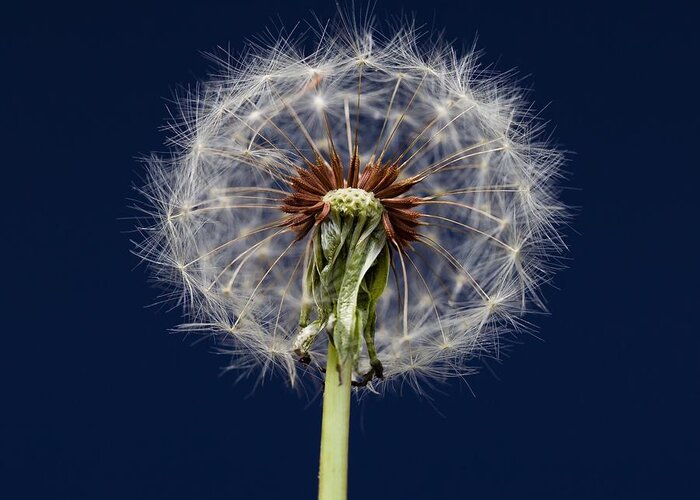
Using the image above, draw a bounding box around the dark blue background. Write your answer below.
[2,1,698,499]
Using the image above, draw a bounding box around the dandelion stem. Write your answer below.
[318,341,353,500]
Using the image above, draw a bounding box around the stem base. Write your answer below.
[318,342,352,500]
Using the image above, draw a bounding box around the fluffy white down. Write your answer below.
[135,18,567,393]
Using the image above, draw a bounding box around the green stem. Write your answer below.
[318,342,353,500]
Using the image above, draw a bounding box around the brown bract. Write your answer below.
[279,146,425,250]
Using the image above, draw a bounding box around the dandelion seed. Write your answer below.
[134,12,568,500]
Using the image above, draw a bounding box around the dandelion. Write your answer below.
[134,13,567,500]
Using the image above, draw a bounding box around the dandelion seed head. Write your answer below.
[135,13,568,394]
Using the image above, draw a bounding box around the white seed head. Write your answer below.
[134,14,568,394]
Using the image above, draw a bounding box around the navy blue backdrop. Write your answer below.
[2,1,698,499]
